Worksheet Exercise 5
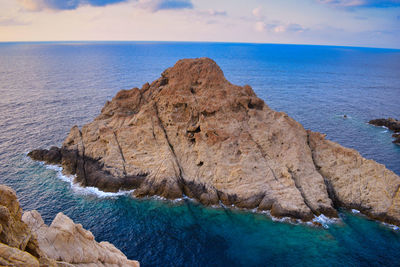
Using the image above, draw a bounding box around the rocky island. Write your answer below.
[0,184,139,266]
[29,58,400,226]
[369,118,400,144]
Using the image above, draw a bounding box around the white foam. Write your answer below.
[351,209,361,214]
[381,222,399,231]
[43,163,134,198]
[312,214,340,229]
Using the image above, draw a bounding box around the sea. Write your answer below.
[0,42,399,266]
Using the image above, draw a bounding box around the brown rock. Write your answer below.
[29,58,400,225]
[0,185,42,257]
[28,146,61,164]
[369,118,400,132]
[308,131,400,225]
[0,243,40,266]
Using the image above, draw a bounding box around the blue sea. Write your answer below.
[0,42,400,266]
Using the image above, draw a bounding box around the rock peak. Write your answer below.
[161,57,227,87]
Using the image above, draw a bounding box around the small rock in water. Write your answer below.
[369,118,400,145]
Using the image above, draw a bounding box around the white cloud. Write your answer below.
[254,21,266,32]
[17,0,47,11]
[252,6,262,18]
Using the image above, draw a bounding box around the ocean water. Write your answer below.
[0,42,400,266]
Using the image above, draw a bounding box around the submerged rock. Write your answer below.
[0,184,139,266]
[29,58,400,225]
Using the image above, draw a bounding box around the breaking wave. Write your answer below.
[42,163,134,198]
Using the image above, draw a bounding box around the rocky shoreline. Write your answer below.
[29,58,400,226]
[369,118,400,144]
[0,184,139,266]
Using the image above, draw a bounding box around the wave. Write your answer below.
[381,222,399,231]
[42,163,135,198]
[312,214,340,229]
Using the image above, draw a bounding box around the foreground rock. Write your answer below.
[0,184,139,266]
[23,211,139,267]
[369,118,400,144]
[0,185,45,266]
[29,58,400,225]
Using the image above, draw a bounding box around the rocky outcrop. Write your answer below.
[0,184,139,266]
[23,211,139,267]
[369,118,400,132]
[393,133,400,144]
[0,185,48,266]
[29,58,400,225]
[369,118,400,144]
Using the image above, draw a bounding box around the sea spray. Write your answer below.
[42,162,135,198]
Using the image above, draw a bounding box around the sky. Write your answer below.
[0,0,399,48]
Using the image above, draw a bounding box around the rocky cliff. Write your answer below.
[0,184,139,266]
[29,58,400,225]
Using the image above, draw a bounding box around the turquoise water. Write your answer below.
[0,42,400,266]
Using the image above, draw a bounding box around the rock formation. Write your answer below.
[0,184,139,266]
[369,118,400,144]
[29,58,400,225]
[0,185,44,266]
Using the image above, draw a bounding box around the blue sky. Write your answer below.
[0,0,399,48]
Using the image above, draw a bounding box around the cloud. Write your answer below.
[272,23,307,33]
[252,7,263,18]
[317,0,400,8]
[254,21,307,34]
[17,0,193,11]
[137,0,193,12]
[206,9,226,16]
[254,21,266,32]
[0,17,29,26]
[17,0,129,11]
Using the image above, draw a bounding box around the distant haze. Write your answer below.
[0,0,399,48]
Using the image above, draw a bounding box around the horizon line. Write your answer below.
[0,40,399,51]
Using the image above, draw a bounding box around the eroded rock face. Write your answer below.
[0,184,139,267]
[308,131,400,225]
[0,185,44,266]
[29,58,400,225]
[23,211,139,267]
